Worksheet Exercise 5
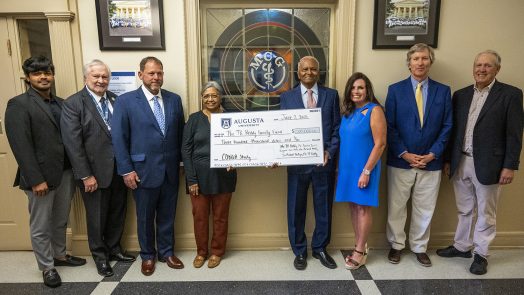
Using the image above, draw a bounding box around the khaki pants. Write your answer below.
[386,166,441,253]
[452,155,500,257]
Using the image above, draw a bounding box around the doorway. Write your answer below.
[0,16,53,250]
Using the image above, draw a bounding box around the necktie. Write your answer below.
[415,83,424,126]
[100,97,111,126]
[307,89,316,108]
[152,96,165,135]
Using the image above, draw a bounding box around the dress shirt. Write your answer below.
[410,76,429,111]
[462,79,496,154]
[141,85,164,116]
[397,77,429,158]
[300,83,318,108]
[86,86,113,114]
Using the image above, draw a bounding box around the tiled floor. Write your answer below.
[0,249,523,294]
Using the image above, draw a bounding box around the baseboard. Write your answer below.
[70,231,524,255]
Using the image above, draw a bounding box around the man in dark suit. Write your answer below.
[279,56,341,270]
[61,59,135,277]
[385,43,452,267]
[437,50,523,275]
[5,56,86,288]
[111,56,185,276]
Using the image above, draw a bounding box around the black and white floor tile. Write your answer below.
[1,249,523,294]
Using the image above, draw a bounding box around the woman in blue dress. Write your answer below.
[335,72,387,269]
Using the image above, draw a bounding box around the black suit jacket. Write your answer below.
[446,80,524,185]
[60,87,117,188]
[5,87,66,190]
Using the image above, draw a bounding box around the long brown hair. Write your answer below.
[342,72,381,117]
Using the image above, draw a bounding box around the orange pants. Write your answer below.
[191,193,232,257]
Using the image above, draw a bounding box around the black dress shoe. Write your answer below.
[388,248,402,264]
[54,254,87,267]
[312,250,337,269]
[415,252,432,267]
[436,245,472,258]
[109,252,136,262]
[293,255,307,270]
[43,268,61,288]
[96,262,114,277]
[470,254,488,275]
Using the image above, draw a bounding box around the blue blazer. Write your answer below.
[280,84,341,174]
[111,87,185,188]
[385,77,452,171]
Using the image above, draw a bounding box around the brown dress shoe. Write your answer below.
[388,248,402,264]
[207,255,221,268]
[160,255,184,269]
[415,252,432,267]
[141,259,155,276]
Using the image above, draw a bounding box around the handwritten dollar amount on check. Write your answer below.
[210,109,324,168]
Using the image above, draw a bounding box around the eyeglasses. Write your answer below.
[202,94,219,99]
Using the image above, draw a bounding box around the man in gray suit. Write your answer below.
[61,60,135,277]
[5,56,86,288]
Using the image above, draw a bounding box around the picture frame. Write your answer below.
[95,0,165,50]
[373,0,441,49]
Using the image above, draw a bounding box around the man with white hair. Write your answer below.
[61,59,135,277]
[437,50,523,275]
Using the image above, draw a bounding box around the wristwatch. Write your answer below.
[362,168,371,176]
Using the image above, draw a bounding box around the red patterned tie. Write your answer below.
[307,89,316,108]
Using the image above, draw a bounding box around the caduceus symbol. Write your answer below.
[262,62,274,88]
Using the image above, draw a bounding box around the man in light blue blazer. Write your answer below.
[385,44,452,267]
[280,56,341,270]
[111,57,185,276]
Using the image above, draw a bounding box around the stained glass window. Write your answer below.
[203,8,331,112]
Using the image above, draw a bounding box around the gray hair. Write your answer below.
[83,59,111,79]
[298,56,320,70]
[406,43,435,66]
[200,81,224,96]
[474,50,502,69]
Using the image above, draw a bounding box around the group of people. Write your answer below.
[284,45,522,277]
[4,43,522,289]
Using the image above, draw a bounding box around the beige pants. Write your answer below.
[452,155,500,257]
[386,166,441,253]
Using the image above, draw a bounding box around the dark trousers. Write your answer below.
[191,193,232,257]
[80,171,127,264]
[287,171,334,256]
[133,180,178,260]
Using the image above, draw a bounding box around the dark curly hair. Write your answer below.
[22,55,54,77]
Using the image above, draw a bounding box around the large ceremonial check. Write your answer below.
[210,109,324,168]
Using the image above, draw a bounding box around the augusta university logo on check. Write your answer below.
[248,50,289,93]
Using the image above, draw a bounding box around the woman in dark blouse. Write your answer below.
[181,81,237,268]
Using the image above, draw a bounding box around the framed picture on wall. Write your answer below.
[95,0,165,50]
[373,0,441,49]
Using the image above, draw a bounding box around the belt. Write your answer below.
[461,151,473,157]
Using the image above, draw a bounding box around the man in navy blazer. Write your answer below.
[385,43,452,267]
[437,50,523,275]
[280,56,341,270]
[111,57,185,276]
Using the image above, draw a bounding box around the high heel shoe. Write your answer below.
[345,249,368,270]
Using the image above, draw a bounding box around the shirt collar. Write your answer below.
[410,76,429,89]
[85,85,106,102]
[141,85,162,101]
[300,83,319,95]
[473,78,496,92]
